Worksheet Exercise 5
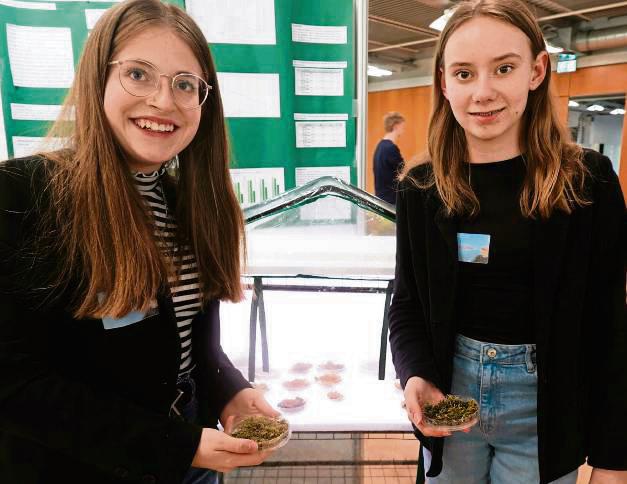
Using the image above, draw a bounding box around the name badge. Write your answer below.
[101,307,159,330]
[99,292,159,329]
[457,233,490,264]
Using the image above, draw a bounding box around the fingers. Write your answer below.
[417,422,452,438]
[223,415,236,435]
[213,449,273,473]
[405,399,452,438]
[404,389,422,427]
[254,395,281,418]
[218,434,259,454]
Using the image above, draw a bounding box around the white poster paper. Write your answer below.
[12,136,67,158]
[85,9,107,30]
[291,24,347,44]
[295,166,350,186]
[230,168,284,207]
[7,24,74,88]
[0,0,56,9]
[295,68,343,97]
[294,113,348,121]
[11,103,66,121]
[296,121,346,148]
[0,89,8,161]
[296,166,351,221]
[217,72,280,118]
[293,60,347,69]
[187,0,276,45]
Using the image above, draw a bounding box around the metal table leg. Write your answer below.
[256,277,270,373]
[248,279,260,382]
[378,280,394,380]
[249,276,270,382]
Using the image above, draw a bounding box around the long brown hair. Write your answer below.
[39,0,244,318]
[403,0,588,219]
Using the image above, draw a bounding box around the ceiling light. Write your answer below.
[568,100,579,107]
[368,65,393,77]
[587,104,604,112]
[545,41,564,54]
[429,8,454,32]
[610,108,625,115]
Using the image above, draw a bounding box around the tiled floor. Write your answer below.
[223,464,417,483]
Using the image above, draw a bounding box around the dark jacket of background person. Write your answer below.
[373,139,404,205]
[0,156,251,484]
[388,150,626,484]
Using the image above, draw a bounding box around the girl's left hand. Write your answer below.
[589,468,627,484]
[219,388,280,430]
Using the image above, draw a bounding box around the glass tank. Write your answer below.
[220,177,409,431]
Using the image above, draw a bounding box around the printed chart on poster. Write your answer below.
[230,167,285,208]
[295,165,351,221]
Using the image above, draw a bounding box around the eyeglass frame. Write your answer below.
[107,58,212,110]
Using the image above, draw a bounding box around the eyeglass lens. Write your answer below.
[118,59,208,108]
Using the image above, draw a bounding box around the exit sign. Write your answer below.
[557,53,577,73]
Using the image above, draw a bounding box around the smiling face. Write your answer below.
[440,16,547,161]
[104,26,204,173]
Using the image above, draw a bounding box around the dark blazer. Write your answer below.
[388,150,626,484]
[0,156,251,484]
[374,139,404,205]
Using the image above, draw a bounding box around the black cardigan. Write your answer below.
[388,149,626,484]
[0,156,251,484]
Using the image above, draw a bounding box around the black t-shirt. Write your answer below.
[373,139,403,205]
[456,155,535,344]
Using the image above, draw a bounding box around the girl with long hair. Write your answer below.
[0,1,277,482]
[388,1,626,483]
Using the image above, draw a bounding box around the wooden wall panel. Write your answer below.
[367,63,627,196]
[366,86,432,194]
[566,64,627,97]
[552,71,571,97]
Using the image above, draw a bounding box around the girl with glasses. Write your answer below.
[0,1,278,483]
[389,0,626,483]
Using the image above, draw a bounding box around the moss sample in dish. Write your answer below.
[231,416,289,449]
[423,395,478,426]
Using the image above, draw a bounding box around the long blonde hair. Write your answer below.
[403,0,588,219]
[38,0,244,318]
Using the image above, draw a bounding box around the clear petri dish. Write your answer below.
[422,414,479,432]
[317,361,345,372]
[282,378,310,391]
[315,373,342,387]
[327,391,344,401]
[230,415,291,451]
[278,396,306,412]
[421,396,479,432]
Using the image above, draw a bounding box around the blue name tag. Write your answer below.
[457,232,491,264]
[101,304,159,330]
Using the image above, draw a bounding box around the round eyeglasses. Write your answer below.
[108,59,211,110]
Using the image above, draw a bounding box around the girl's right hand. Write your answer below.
[191,427,272,473]
[403,376,452,438]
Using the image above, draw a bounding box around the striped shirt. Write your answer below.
[133,168,200,377]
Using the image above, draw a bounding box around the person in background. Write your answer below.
[0,1,278,483]
[374,111,406,205]
[388,0,626,483]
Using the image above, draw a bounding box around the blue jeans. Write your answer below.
[423,334,578,484]
[179,378,219,484]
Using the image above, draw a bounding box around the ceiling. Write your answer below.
[368,0,627,76]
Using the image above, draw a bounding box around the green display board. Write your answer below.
[0,0,356,205]
[194,0,356,197]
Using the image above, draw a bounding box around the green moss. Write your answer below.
[423,396,478,426]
